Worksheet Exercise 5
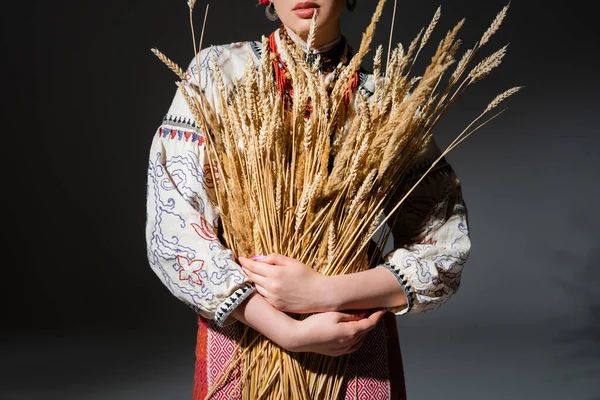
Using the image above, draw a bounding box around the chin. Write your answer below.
[287,20,312,37]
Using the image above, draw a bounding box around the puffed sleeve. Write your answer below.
[146,48,255,326]
[376,139,472,315]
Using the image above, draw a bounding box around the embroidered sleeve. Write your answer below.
[146,48,255,327]
[376,140,471,315]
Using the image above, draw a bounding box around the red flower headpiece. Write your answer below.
[258,0,270,5]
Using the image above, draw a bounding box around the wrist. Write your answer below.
[320,274,343,311]
[231,292,298,349]
[277,317,303,352]
[314,274,339,312]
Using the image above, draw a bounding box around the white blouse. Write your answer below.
[146,33,471,326]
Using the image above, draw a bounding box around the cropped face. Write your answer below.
[271,0,346,41]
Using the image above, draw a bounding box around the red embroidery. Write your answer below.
[268,32,359,111]
[176,255,204,285]
[421,237,437,246]
[204,164,220,188]
[184,131,192,142]
[192,218,218,241]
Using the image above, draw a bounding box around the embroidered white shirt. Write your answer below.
[146,36,471,325]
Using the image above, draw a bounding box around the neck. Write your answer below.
[284,23,342,51]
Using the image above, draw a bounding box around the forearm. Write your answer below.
[231,291,298,348]
[325,267,408,311]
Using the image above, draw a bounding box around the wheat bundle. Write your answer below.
[153,0,520,398]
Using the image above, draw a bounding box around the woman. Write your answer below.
[146,0,471,398]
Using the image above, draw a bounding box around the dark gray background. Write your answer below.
[2,0,599,399]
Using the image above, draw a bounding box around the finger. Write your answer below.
[260,253,297,267]
[335,311,366,323]
[355,310,386,331]
[340,309,371,319]
[238,257,274,277]
[254,283,270,298]
[368,309,386,323]
[241,267,269,287]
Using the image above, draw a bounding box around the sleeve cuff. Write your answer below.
[214,284,256,327]
[376,262,415,315]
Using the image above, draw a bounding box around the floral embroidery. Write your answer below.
[176,255,204,286]
[192,218,218,242]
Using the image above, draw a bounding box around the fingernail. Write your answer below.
[252,255,266,260]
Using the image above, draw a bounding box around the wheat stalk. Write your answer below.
[421,6,441,50]
[469,44,508,82]
[480,3,510,46]
[485,86,522,113]
[151,48,187,81]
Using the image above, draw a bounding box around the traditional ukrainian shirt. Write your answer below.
[146,29,471,326]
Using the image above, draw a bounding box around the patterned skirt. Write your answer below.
[192,312,406,399]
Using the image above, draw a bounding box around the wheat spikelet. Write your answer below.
[451,48,473,82]
[295,172,322,231]
[397,42,406,61]
[469,44,508,82]
[152,48,187,81]
[348,169,377,217]
[449,38,462,60]
[346,111,371,192]
[303,117,313,151]
[327,221,337,266]
[401,27,424,75]
[333,0,387,100]
[187,0,196,11]
[426,18,463,74]
[485,86,522,112]
[243,57,260,129]
[360,209,384,250]
[480,4,509,46]
[306,10,318,52]
[275,169,283,215]
[175,81,204,129]
[253,223,265,255]
[420,6,441,50]
[372,45,384,111]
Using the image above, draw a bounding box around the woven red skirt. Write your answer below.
[192,312,406,399]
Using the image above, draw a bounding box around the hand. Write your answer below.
[287,309,386,357]
[238,254,332,313]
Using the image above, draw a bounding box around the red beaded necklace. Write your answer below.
[267,28,360,111]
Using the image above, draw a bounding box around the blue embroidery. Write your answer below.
[208,257,246,286]
[147,151,207,304]
[404,254,433,285]
[147,144,245,308]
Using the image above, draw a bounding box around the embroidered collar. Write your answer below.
[277,26,351,74]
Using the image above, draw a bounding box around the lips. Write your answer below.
[293,1,319,18]
[293,1,319,10]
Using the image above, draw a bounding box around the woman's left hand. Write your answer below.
[238,254,333,314]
